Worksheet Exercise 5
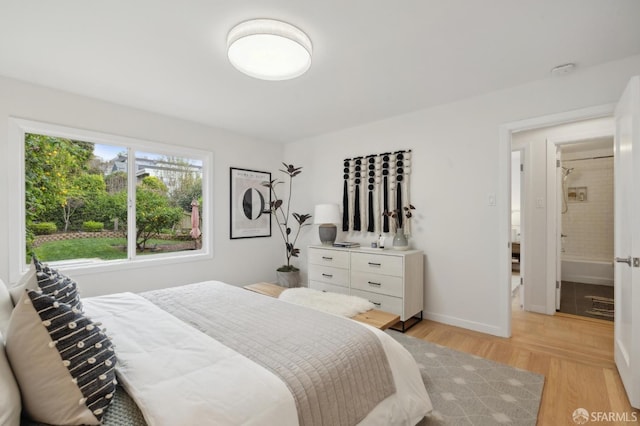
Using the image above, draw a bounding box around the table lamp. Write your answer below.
[314,203,341,245]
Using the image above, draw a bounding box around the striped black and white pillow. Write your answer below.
[33,256,83,313]
[5,290,117,425]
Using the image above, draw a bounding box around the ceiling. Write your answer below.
[1,1,639,143]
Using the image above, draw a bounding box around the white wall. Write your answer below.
[285,55,640,336]
[2,53,639,335]
[0,76,285,296]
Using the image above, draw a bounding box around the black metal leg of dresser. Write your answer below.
[390,311,423,333]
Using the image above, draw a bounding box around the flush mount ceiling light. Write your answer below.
[227,19,312,81]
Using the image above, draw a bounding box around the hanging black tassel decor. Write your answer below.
[396,151,404,229]
[342,160,350,231]
[353,158,362,231]
[339,149,412,236]
[382,153,390,232]
[367,156,375,232]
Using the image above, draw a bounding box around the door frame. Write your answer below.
[546,129,615,314]
[510,147,525,308]
[497,104,615,337]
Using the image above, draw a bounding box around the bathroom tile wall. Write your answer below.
[561,157,613,261]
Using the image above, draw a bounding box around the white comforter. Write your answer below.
[84,286,432,426]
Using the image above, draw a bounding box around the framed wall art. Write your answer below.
[229,167,272,239]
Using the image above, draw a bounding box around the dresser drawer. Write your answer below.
[351,252,403,277]
[308,265,349,287]
[308,248,349,269]
[350,289,402,316]
[351,272,403,298]
[309,280,350,295]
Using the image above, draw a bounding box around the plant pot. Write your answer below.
[392,227,409,251]
[276,270,300,288]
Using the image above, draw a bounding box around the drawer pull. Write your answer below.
[370,301,382,307]
[368,281,381,286]
[368,262,382,267]
[322,273,333,278]
[322,256,333,261]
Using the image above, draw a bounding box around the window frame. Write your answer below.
[8,118,214,283]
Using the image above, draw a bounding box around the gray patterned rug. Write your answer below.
[387,330,544,425]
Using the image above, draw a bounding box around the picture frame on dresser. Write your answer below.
[229,167,272,239]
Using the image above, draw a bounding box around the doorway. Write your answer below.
[499,78,640,409]
[510,149,524,310]
[555,138,615,320]
[497,104,615,337]
[509,116,614,316]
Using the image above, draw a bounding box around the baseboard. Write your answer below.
[423,311,507,337]
[526,304,548,314]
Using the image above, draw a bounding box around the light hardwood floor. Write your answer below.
[406,294,639,425]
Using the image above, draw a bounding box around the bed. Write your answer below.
[0,264,432,426]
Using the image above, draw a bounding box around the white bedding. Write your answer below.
[83,283,432,426]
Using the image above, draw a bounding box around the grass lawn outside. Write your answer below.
[34,237,191,262]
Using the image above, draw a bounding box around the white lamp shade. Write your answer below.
[227,19,312,81]
[314,203,341,224]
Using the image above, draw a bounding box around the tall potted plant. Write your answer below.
[262,163,312,287]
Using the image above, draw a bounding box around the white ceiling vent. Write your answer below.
[550,63,576,77]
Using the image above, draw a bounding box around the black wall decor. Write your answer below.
[341,150,412,235]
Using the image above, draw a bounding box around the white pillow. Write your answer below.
[6,290,117,425]
[0,331,21,426]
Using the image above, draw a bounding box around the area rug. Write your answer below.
[584,295,614,319]
[387,330,544,425]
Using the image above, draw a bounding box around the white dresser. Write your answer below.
[307,245,424,330]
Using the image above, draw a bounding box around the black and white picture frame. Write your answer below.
[230,167,271,239]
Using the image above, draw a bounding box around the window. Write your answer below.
[9,119,212,278]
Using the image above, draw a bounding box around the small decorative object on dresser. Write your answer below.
[262,163,312,287]
[308,245,424,332]
[392,227,409,250]
[383,205,415,250]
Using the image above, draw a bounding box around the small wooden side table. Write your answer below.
[243,282,400,330]
[244,282,287,298]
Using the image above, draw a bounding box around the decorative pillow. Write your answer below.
[8,262,37,306]
[5,290,117,425]
[0,331,21,426]
[0,278,14,334]
[33,257,83,313]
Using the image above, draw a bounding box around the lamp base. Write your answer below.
[318,224,337,246]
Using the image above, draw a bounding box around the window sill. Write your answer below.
[44,249,213,278]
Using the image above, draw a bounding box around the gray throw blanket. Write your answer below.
[142,282,396,426]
